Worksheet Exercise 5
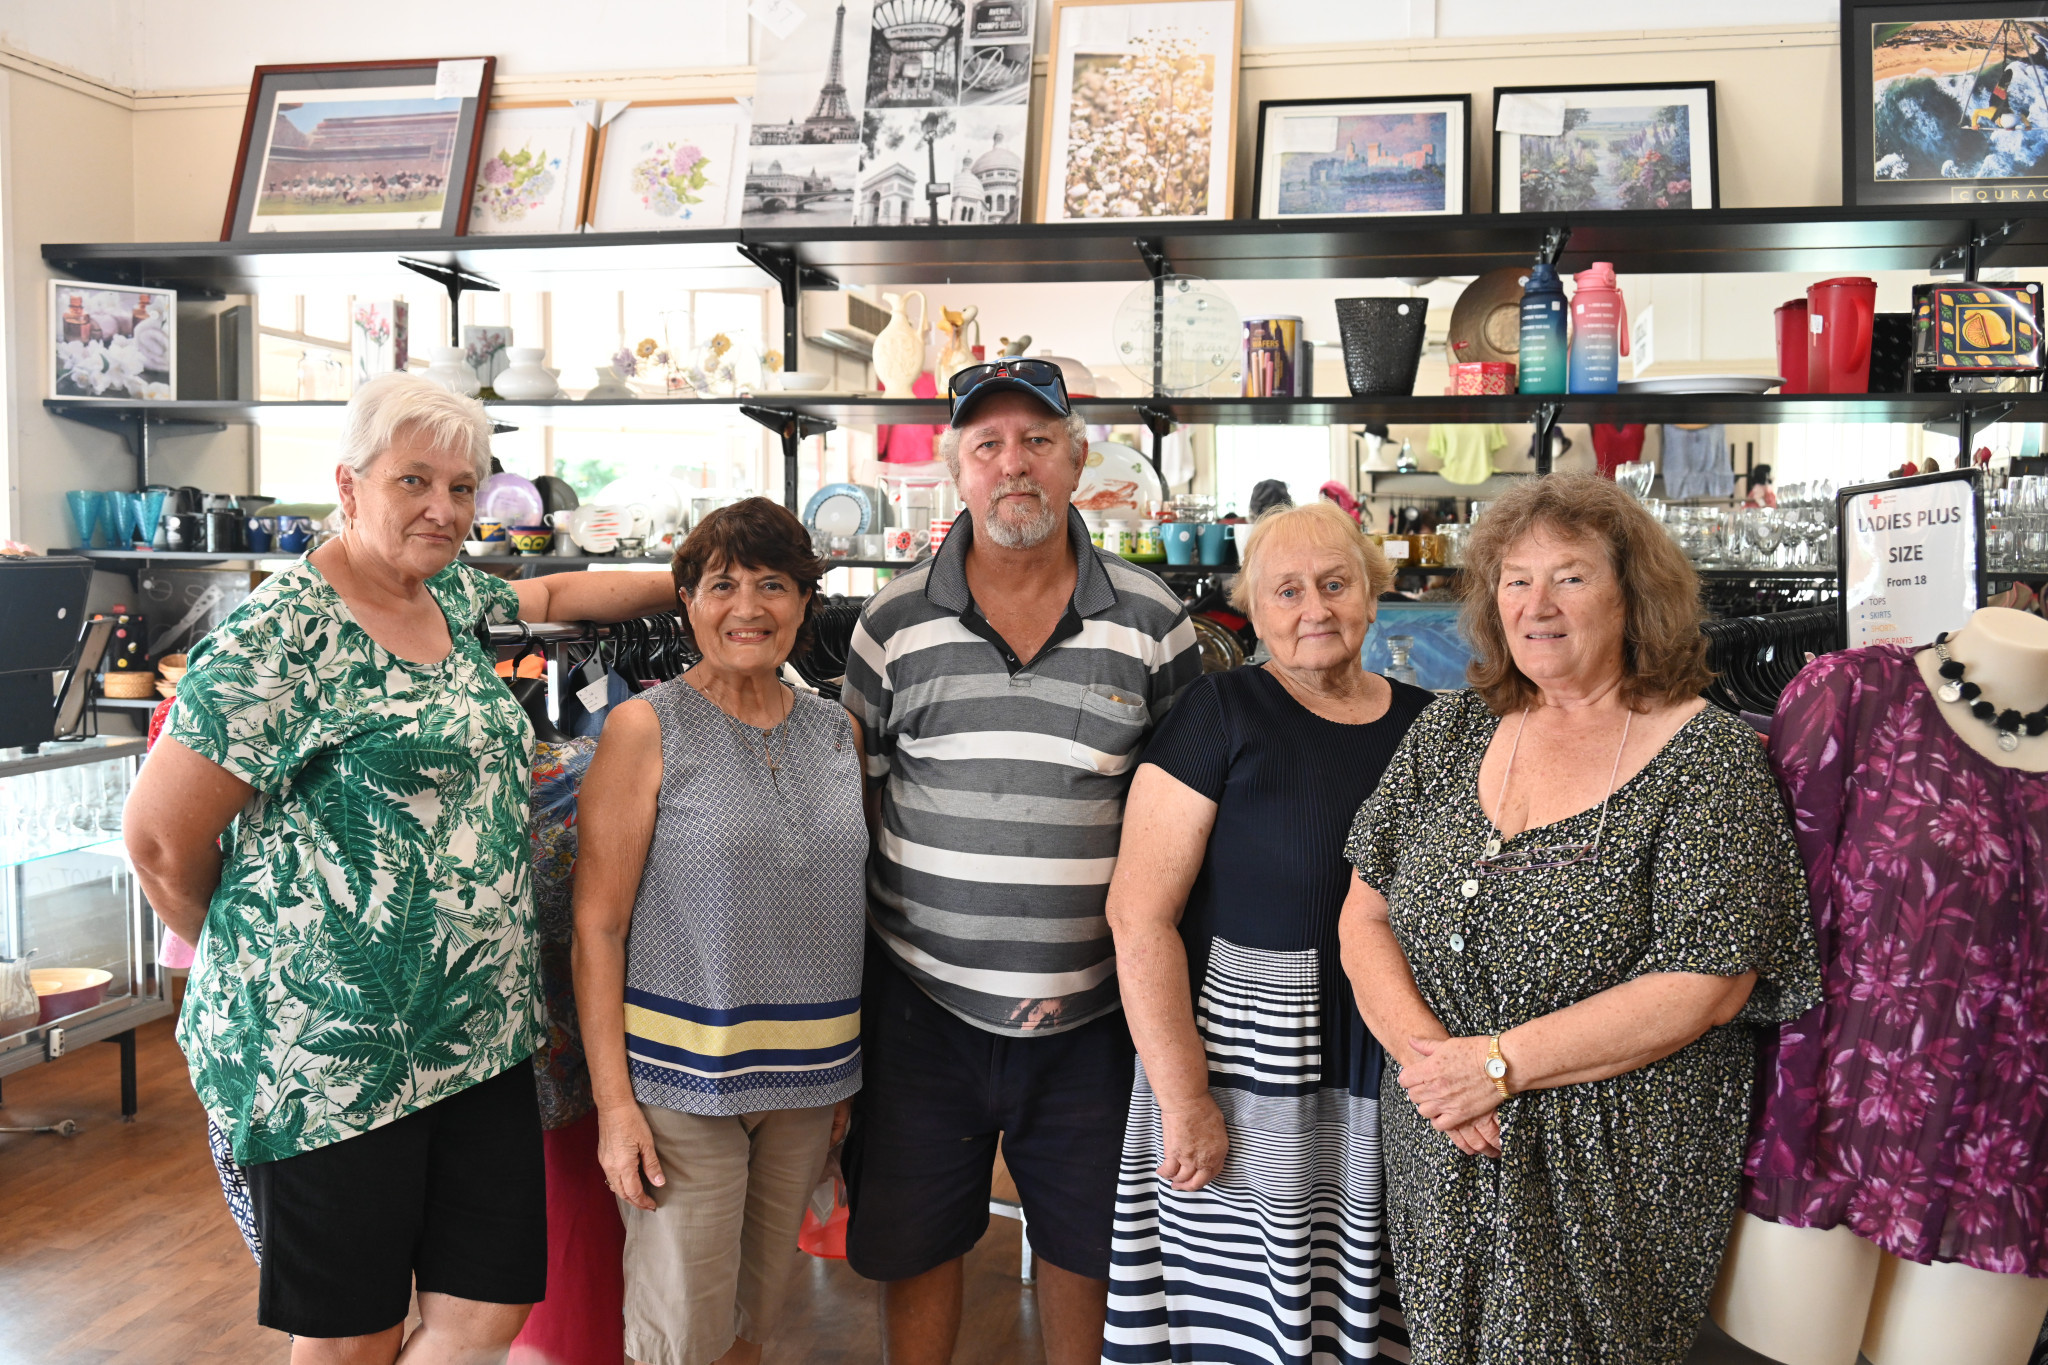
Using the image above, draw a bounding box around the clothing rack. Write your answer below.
[1701,606,1842,718]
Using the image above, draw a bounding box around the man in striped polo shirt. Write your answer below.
[840,358,1200,1364]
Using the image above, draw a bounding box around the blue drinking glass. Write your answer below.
[102,491,136,550]
[64,490,105,549]
[131,489,168,546]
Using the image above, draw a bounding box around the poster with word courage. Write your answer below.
[1838,471,1982,649]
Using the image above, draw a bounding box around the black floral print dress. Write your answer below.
[1344,692,1821,1365]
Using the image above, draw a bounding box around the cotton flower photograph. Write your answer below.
[1041,0,1240,223]
[50,282,176,401]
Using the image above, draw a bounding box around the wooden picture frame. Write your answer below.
[222,58,495,241]
[1491,81,1718,214]
[1038,0,1244,224]
[465,101,598,236]
[1840,0,2048,209]
[1251,94,1471,220]
[587,100,752,232]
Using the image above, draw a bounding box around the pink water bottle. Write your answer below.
[1568,262,1629,394]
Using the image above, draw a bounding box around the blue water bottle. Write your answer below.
[1517,263,1568,395]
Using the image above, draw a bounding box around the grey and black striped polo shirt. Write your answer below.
[843,507,1202,1036]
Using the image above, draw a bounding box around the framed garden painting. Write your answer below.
[1038,0,1244,223]
[466,102,597,236]
[1492,82,1717,213]
[587,100,751,232]
[1841,1,2048,208]
[222,58,495,240]
[1252,95,1470,219]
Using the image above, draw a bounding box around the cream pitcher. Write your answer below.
[871,290,928,396]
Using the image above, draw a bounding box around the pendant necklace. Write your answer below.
[1932,632,2048,753]
[721,687,794,781]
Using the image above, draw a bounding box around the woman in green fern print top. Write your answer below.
[125,374,681,1360]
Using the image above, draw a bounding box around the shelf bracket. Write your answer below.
[1134,239,1171,399]
[1538,226,1572,267]
[397,257,500,347]
[737,244,840,377]
[1932,219,2023,280]
[1134,238,1171,281]
[1134,403,1174,488]
[741,405,837,513]
[48,404,227,485]
[1532,402,1563,476]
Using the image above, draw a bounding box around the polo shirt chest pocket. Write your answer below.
[1070,684,1150,774]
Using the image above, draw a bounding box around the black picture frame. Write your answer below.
[1839,1,2048,209]
[223,58,496,241]
[1490,81,1719,214]
[1249,94,1471,220]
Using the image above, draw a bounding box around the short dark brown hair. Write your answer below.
[1460,473,1710,714]
[669,497,824,657]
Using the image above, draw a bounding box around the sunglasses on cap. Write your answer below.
[947,358,1071,426]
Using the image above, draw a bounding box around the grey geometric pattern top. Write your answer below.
[622,675,868,1117]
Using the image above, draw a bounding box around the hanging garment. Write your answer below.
[1428,424,1507,486]
[1660,425,1734,499]
[531,735,598,1130]
[1592,423,1648,477]
[1747,645,2048,1275]
[876,370,945,464]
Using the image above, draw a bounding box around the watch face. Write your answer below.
[1485,1058,1508,1079]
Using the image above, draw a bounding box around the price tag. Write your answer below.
[433,59,486,100]
[576,674,613,715]
[1838,471,1981,649]
[1383,539,1411,558]
[1496,93,1566,137]
[750,0,806,40]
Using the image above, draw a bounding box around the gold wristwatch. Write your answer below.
[1484,1033,1510,1098]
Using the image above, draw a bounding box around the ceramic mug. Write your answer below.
[276,516,314,554]
[164,512,203,552]
[473,519,507,544]
[509,526,552,556]
[245,517,275,554]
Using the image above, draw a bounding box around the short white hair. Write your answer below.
[936,408,1089,477]
[339,372,493,484]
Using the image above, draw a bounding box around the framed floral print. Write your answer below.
[587,101,751,232]
[1492,82,1718,214]
[466,102,597,236]
[1038,0,1244,223]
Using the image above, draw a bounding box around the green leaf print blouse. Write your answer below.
[167,559,542,1165]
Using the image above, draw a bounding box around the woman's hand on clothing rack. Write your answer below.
[512,566,679,627]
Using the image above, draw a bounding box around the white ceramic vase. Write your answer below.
[424,345,480,397]
[585,367,637,401]
[871,290,928,396]
[493,347,561,400]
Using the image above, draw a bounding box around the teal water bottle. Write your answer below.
[1517,263,1568,395]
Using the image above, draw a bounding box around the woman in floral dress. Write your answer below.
[1339,475,1822,1365]
[125,374,678,1363]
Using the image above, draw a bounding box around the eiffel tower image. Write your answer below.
[800,2,860,144]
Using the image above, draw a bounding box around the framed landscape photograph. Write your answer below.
[467,102,596,236]
[50,281,176,400]
[589,101,751,232]
[1492,81,1717,213]
[1039,0,1244,224]
[1252,95,1470,219]
[1841,2,2048,208]
[222,58,494,240]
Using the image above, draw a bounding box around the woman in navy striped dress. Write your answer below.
[1103,502,1432,1364]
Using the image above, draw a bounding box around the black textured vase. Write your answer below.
[1336,297,1429,397]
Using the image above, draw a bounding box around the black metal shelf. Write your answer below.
[41,205,2048,292]
[44,392,2048,433]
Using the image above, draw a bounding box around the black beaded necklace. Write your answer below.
[1932,632,2048,752]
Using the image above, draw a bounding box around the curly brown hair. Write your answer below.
[669,497,825,658]
[1459,473,1709,714]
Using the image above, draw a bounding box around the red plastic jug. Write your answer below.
[1806,277,1878,394]
[1775,298,1810,394]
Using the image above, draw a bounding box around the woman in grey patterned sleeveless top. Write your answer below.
[574,498,868,1365]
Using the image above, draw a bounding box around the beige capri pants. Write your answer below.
[619,1101,838,1365]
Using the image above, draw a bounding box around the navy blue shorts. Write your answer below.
[844,938,1135,1281]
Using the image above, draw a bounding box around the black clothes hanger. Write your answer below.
[1701,607,1841,716]
[505,622,570,743]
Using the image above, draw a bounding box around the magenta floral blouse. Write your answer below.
[1746,644,2048,1276]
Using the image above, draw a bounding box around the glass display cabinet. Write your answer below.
[0,737,172,1118]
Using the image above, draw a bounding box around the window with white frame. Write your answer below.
[1212,425,1342,517]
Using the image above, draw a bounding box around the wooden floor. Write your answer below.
[0,1017,1043,1365]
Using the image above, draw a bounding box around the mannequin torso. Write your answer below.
[1714,607,2048,1365]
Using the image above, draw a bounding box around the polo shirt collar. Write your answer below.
[925,505,1116,618]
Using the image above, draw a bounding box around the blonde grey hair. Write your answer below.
[936,408,1090,478]
[339,372,494,485]
[1229,500,1393,612]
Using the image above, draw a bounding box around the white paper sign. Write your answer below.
[1840,476,1980,649]
[1496,93,1566,137]
[433,59,486,100]
[575,674,613,715]
[749,0,806,41]
[1630,305,1654,377]
[1279,115,1340,154]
